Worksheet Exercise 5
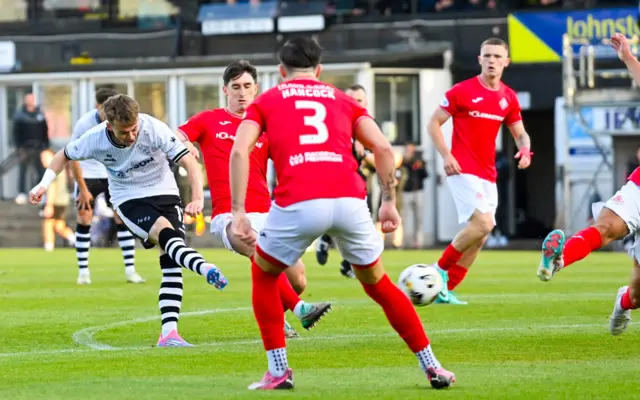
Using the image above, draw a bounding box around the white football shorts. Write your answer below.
[210,212,268,253]
[257,197,384,267]
[446,173,498,224]
[596,181,640,263]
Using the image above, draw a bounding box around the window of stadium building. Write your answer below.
[0,0,27,22]
[374,74,420,145]
[118,0,178,19]
[321,73,357,92]
[40,84,74,146]
[95,82,129,98]
[185,82,219,119]
[134,81,168,123]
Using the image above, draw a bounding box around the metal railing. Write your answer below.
[563,34,640,108]
[0,150,19,200]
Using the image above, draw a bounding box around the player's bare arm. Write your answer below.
[611,33,640,85]
[28,149,71,204]
[354,140,366,159]
[177,153,205,217]
[70,160,93,210]
[229,120,260,244]
[428,107,461,176]
[174,129,200,160]
[507,121,532,169]
[354,117,400,233]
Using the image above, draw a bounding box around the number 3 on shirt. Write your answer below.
[296,100,328,145]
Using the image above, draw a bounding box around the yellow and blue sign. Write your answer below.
[508,7,639,64]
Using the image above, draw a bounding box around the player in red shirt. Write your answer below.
[175,61,331,338]
[539,33,640,336]
[229,37,455,391]
[427,37,533,305]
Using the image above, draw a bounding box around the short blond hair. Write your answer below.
[102,94,139,126]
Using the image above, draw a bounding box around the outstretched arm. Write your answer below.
[29,150,70,204]
[611,33,640,85]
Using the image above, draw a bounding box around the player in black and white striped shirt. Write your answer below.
[69,88,145,285]
[29,94,228,347]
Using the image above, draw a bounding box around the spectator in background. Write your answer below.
[626,145,640,178]
[40,149,75,252]
[13,93,49,204]
[402,142,428,249]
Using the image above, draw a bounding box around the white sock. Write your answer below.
[292,301,305,318]
[200,264,212,276]
[125,266,136,276]
[44,243,54,252]
[266,348,288,377]
[161,322,178,338]
[416,345,441,372]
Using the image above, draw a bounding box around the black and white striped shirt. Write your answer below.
[64,113,189,208]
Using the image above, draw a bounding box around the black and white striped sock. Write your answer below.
[75,224,91,272]
[158,228,209,276]
[159,254,183,338]
[116,224,136,275]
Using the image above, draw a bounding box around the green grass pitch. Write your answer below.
[1,248,639,399]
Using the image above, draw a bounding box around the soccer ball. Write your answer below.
[397,264,444,307]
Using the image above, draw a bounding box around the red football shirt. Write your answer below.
[178,108,271,217]
[440,76,522,182]
[242,78,369,207]
[628,167,640,185]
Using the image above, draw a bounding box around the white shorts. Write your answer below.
[600,181,640,263]
[257,198,384,267]
[446,174,498,224]
[210,212,268,253]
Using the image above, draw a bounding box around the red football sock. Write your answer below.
[251,260,285,350]
[563,227,602,268]
[437,244,463,271]
[447,264,468,291]
[277,273,301,312]
[360,274,429,352]
[621,288,638,310]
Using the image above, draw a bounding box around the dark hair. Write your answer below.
[223,60,258,86]
[102,94,139,126]
[278,36,323,71]
[481,37,509,51]
[347,84,366,92]
[95,88,119,105]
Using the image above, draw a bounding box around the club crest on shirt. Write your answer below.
[137,143,151,153]
[499,97,509,110]
[440,97,449,107]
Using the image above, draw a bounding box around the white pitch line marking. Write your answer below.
[1,320,632,359]
[0,292,627,358]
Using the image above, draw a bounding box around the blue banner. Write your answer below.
[508,7,639,63]
[198,2,278,35]
[198,2,278,21]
